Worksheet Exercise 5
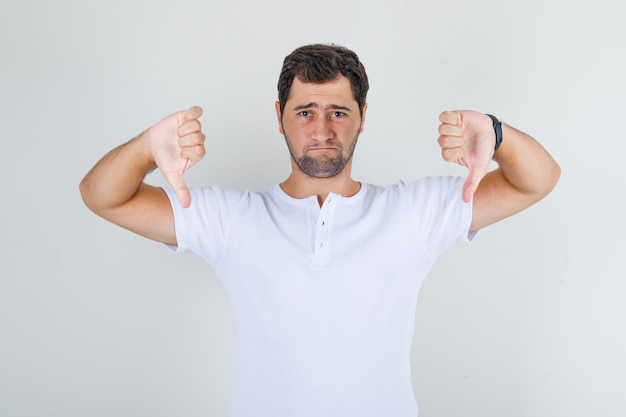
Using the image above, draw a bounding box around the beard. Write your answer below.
[283,132,360,178]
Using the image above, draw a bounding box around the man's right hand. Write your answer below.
[80,106,206,245]
[147,106,206,208]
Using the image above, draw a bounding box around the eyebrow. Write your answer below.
[292,103,352,112]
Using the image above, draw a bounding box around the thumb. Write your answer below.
[164,170,191,208]
[461,164,488,203]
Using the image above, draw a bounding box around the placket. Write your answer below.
[309,194,338,266]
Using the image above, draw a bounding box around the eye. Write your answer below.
[298,111,311,117]
[330,111,345,118]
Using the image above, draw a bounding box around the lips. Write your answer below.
[305,142,341,152]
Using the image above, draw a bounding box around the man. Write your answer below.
[80,44,560,416]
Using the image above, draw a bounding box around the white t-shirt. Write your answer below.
[165,177,474,417]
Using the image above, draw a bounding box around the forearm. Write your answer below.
[493,123,560,199]
[79,132,156,214]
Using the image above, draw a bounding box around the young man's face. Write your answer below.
[275,76,367,178]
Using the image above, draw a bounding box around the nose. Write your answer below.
[311,117,333,142]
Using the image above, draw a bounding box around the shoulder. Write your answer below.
[366,177,465,199]
[164,186,270,219]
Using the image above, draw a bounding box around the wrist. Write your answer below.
[133,130,159,173]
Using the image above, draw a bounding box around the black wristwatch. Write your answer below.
[486,114,502,151]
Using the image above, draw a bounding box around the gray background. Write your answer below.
[1,0,624,416]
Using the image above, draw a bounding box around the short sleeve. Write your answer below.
[163,186,246,267]
[404,176,476,259]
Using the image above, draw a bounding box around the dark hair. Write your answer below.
[277,44,369,116]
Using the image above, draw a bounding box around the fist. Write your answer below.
[438,110,495,202]
[148,106,206,208]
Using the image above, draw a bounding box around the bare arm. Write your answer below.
[438,111,560,232]
[79,106,206,245]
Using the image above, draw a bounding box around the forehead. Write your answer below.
[287,76,356,106]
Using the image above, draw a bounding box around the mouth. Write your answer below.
[306,147,340,157]
[306,144,340,152]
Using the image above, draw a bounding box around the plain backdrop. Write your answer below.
[1,0,625,416]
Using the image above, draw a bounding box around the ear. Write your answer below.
[275,101,284,134]
[359,103,368,133]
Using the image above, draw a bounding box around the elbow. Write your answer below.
[513,157,561,204]
[532,158,561,203]
[79,176,103,215]
[544,159,561,196]
[79,177,95,212]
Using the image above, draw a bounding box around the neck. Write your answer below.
[280,167,360,206]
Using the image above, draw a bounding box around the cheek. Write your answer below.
[339,123,362,137]
[282,121,309,138]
